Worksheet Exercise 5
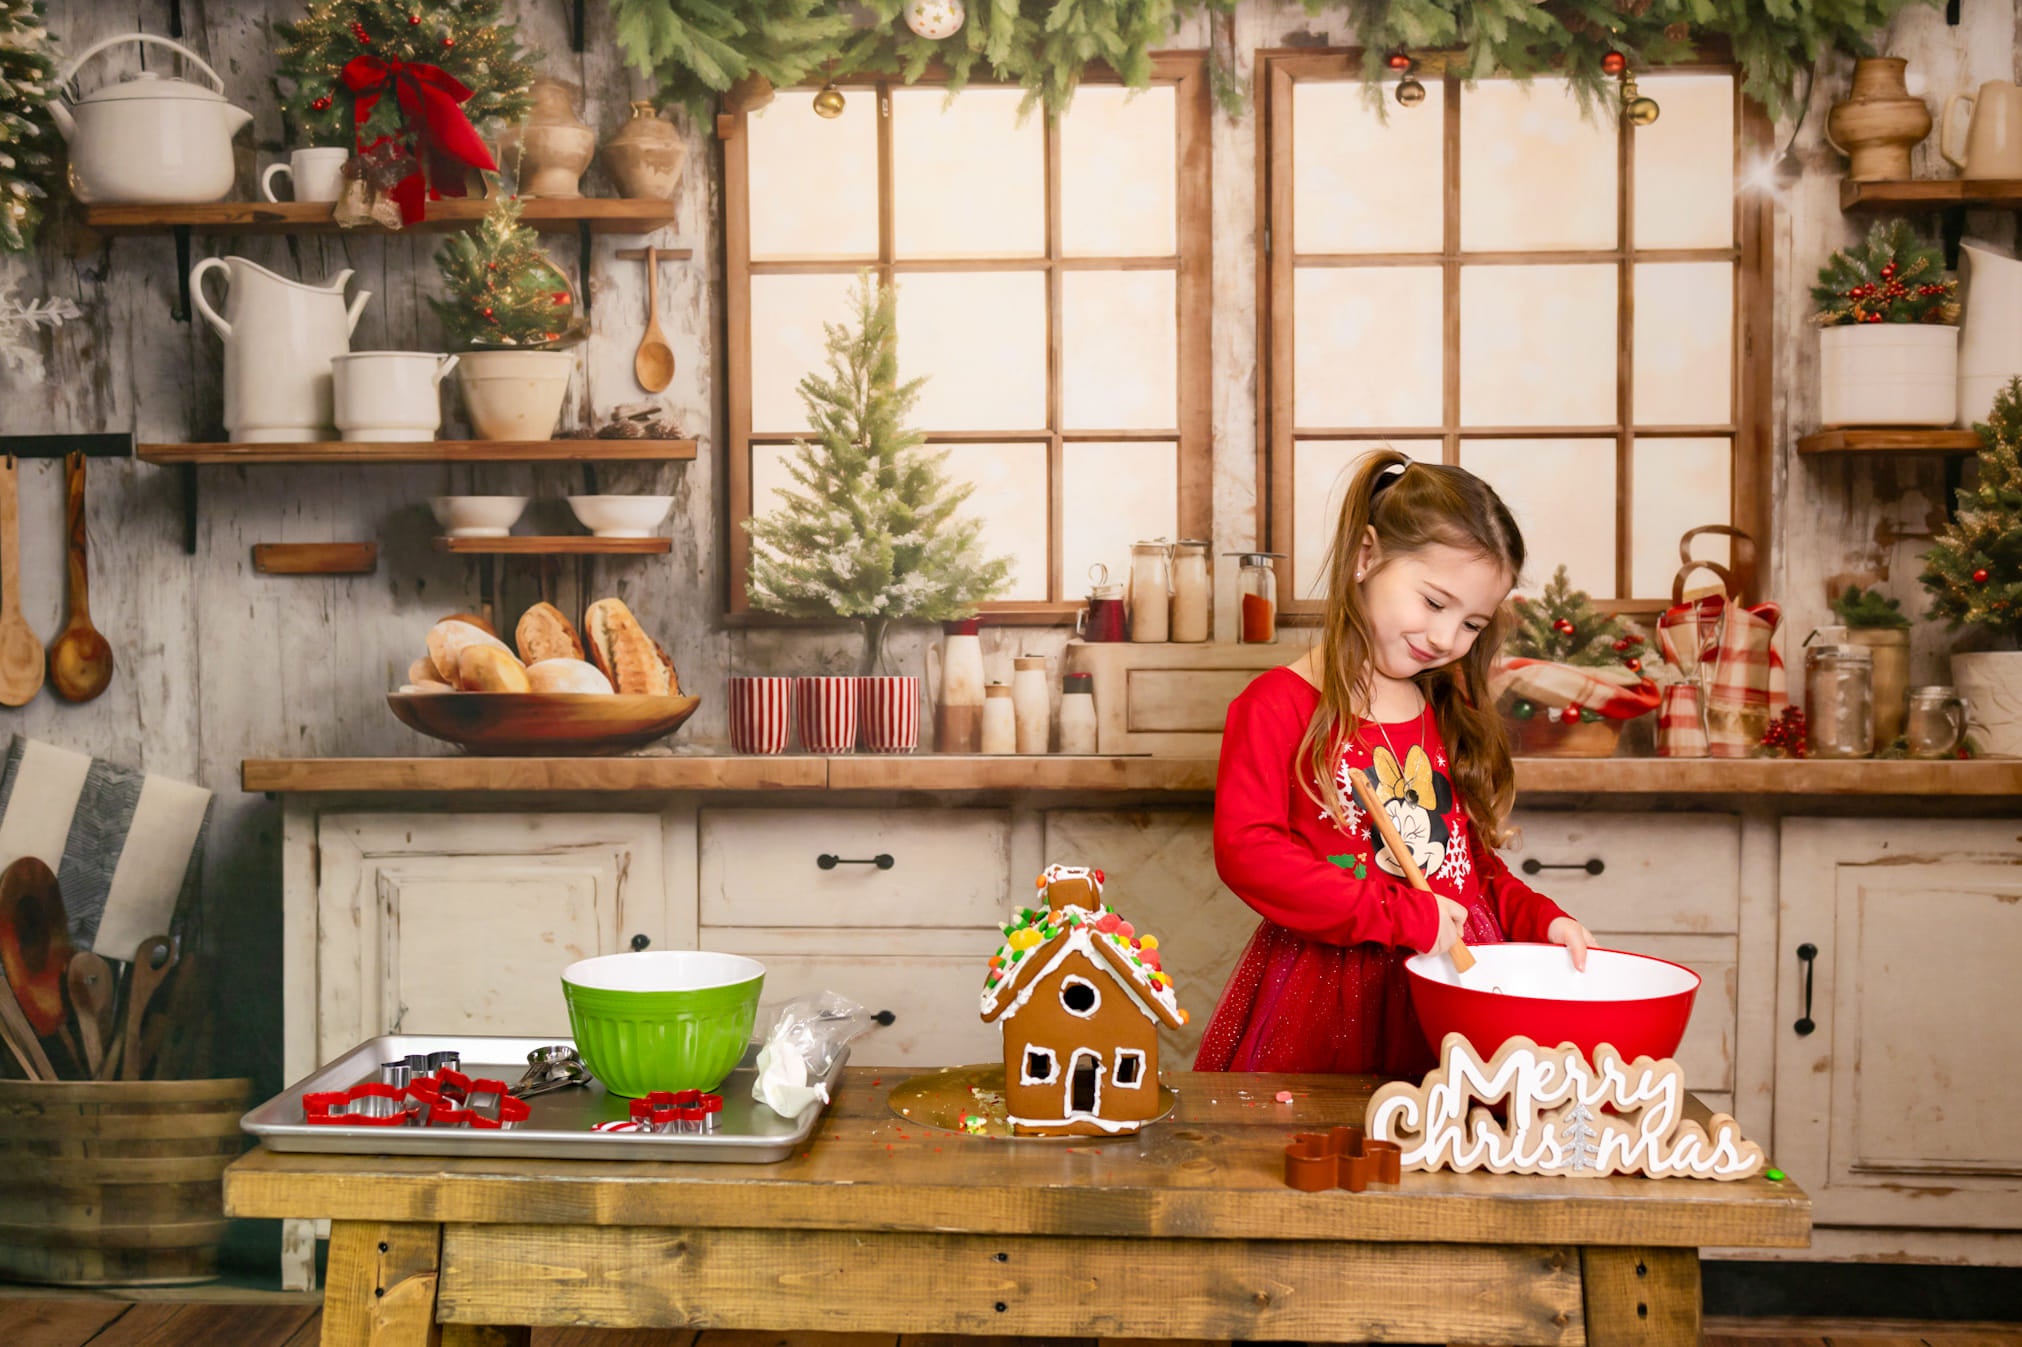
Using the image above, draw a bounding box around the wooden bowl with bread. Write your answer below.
[392,600,697,755]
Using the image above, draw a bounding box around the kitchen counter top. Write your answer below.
[243,754,2022,797]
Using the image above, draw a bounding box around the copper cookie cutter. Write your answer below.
[1284,1125,1403,1192]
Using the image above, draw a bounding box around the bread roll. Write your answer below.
[407,656,439,686]
[526,658,614,695]
[457,645,531,693]
[399,679,454,694]
[427,619,509,683]
[438,611,498,637]
[516,602,584,664]
[584,598,677,696]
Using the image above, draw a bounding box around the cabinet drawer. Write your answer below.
[1503,812,1740,935]
[720,949,1000,1068]
[699,808,1013,929]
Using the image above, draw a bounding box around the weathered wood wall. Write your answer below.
[0,0,2015,1101]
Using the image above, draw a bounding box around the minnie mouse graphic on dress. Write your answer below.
[1363,744,1451,881]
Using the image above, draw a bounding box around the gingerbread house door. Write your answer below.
[1065,1047,1106,1119]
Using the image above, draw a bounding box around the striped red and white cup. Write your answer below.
[728,676,794,755]
[794,676,861,754]
[858,675,921,754]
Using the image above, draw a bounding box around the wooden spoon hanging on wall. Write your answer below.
[633,245,675,393]
[46,452,113,703]
[0,456,44,707]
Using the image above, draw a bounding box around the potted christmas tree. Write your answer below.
[745,272,1012,751]
[1812,219,1960,428]
[1490,566,1661,757]
[430,194,581,440]
[1830,584,1912,745]
[1922,375,2022,756]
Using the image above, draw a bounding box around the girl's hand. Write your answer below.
[1430,895,1470,955]
[1548,917,1593,972]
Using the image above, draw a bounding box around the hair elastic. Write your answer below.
[1370,460,1409,496]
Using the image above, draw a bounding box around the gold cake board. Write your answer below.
[888,1063,1177,1139]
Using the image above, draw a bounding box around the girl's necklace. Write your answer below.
[1367,684,1429,769]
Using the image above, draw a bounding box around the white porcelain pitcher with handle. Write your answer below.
[190,257,370,443]
[1956,240,2022,426]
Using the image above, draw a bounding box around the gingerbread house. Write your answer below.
[979,863,1186,1137]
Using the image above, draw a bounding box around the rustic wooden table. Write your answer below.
[222,1068,1810,1347]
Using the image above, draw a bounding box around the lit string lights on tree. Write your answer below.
[1922,375,2022,643]
[428,194,580,349]
[0,0,57,252]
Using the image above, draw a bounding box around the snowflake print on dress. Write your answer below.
[1323,752,1368,837]
[1430,822,1472,885]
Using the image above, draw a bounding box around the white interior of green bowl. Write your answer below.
[562,950,764,992]
[1405,945,1699,1002]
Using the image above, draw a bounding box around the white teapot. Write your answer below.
[51,34,251,204]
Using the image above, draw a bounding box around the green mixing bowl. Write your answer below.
[561,951,765,1097]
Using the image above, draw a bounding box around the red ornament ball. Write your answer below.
[408,12,421,22]
[482,307,495,320]
[551,291,568,303]
[311,96,332,111]
[1601,51,1627,76]
[1627,657,1642,672]
[1882,262,1897,278]
[1385,51,1413,70]
[1553,617,1575,634]
[442,36,454,47]
[1974,568,1991,584]
[1559,704,1583,725]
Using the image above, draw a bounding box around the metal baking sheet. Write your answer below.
[241,1034,845,1163]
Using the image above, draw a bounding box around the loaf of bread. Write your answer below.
[516,602,584,664]
[427,619,509,683]
[407,656,439,687]
[526,658,613,695]
[457,645,531,693]
[584,598,677,695]
[438,611,498,637]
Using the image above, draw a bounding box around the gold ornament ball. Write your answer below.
[813,82,846,118]
[1626,96,1660,126]
[1395,76,1427,108]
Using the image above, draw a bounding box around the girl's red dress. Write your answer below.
[1194,665,1570,1078]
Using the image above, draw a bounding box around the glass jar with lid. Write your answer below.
[1804,643,1874,759]
[1230,552,1284,644]
[1169,540,1212,642]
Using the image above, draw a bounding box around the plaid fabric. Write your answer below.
[1668,599,1787,759]
[1489,658,1662,721]
[1657,684,1709,757]
[1657,595,1725,678]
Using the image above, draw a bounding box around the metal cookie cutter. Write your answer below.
[512,1045,592,1100]
[410,1070,525,1128]
[627,1088,723,1134]
[1283,1125,1402,1193]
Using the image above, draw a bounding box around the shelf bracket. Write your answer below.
[169,0,183,37]
[1947,0,1961,22]
[1939,205,1966,270]
[171,225,193,323]
[180,464,197,555]
[578,221,593,313]
[571,0,586,52]
[0,433,134,459]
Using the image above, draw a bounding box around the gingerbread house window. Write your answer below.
[1113,1048,1146,1088]
[1059,975,1100,1018]
[1023,1048,1058,1085]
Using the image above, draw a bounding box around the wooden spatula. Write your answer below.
[1346,768,1478,976]
[0,456,44,707]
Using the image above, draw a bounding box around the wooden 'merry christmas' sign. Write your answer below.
[1366,1033,1766,1181]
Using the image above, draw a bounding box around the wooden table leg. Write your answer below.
[321,1220,446,1347]
[1580,1247,1701,1347]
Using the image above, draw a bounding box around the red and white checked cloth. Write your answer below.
[1655,596,1787,758]
[1488,658,1661,720]
[1657,684,1708,757]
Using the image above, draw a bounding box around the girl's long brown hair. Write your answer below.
[1298,449,1527,846]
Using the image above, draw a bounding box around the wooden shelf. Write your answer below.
[138,440,697,465]
[83,198,676,236]
[1796,428,1981,455]
[434,536,670,555]
[1840,178,2022,212]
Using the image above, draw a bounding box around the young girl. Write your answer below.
[1195,450,1594,1078]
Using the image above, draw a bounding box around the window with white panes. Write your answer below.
[726,60,1212,618]
[1264,55,1770,613]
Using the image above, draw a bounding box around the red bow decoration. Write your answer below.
[339,54,498,224]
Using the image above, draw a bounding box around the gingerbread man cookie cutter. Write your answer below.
[1284,1124,1403,1192]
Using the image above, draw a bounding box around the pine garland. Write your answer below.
[1831,583,1910,629]
[1921,377,2022,645]
[744,271,1014,674]
[1811,219,1959,327]
[428,194,579,349]
[274,0,536,149]
[1508,565,1648,668]
[0,0,57,253]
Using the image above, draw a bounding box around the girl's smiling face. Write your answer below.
[1354,534,1514,682]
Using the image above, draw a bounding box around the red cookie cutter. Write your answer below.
[1284,1125,1403,1192]
[627,1088,723,1133]
[302,1083,418,1127]
[410,1071,526,1128]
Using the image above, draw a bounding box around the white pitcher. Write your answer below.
[1955,240,2022,427]
[190,256,371,443]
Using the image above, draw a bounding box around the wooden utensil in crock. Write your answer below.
[66,951,115,1078]
[0,856,75,1037]
[46,452,114,703]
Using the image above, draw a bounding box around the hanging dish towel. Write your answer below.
[0,735,212,956]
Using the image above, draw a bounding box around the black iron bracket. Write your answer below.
[578,221,593,314]
[169,0,183,37]
[1947,0,1961,22]
[1940,204,1966,271]
[0,433,134,459]
[180,463,197,555]
[571,0,586,52]
[171,225,193,323]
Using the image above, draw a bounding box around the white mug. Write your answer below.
[262,147,350,204]
[332,351,459,443]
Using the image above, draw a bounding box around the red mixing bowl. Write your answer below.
[1404,944,1700,1063]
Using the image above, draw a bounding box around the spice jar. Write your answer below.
[1170,540,1212,642]
[980,684,1016,755]
[1012,656,1051,754]
[1076,564,1127,643]
[1232,552,1283,644]
[1059,672,1097,755]
[1804,643,1874,759]
[1128,540,1172,643]
[1906,685,1967,758]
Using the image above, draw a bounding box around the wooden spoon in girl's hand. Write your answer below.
[1347,769,1480,978]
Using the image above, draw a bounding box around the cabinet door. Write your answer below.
[1777,819,2022,1228]
[316,814,667,1063]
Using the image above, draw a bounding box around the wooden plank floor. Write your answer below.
[5,1302,2021,1347]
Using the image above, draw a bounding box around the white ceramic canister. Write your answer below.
[189,256,370,443]
[333,352,458,442]
[1058,671,1097,754]
[927,617,986,753]
[980,684,1016,754]
[1818,323,1958,428]
[1012,656,1050,754]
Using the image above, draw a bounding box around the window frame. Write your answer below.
[723,55,1215,622]
[1256,49,1774,617]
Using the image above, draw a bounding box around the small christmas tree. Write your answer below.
[429,194,580,349]
[1831,583,1911,630]
[0,0,57,253]
[1508,565,1648,668]
[1811,219,1959,327]
[1921,376,2022,646]
[745,271,1013,675]
[275,0,536,149]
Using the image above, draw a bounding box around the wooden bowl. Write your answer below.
[388,691,701,756]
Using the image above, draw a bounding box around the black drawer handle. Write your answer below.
[1794,942,1818,1037]
[817,853,894,871]
[872,1010,896,1026]
[1520,857,1604,877]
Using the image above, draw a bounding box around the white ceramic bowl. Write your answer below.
[567,495,675,539]
[430,495,529,539]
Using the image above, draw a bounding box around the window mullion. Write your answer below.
[1616,90,1635,602]
[1046,110,1065,605]
[1443,73,1461,468]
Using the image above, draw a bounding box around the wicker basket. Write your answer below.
[1510,715,1624,758]
[0,1077,250,1286]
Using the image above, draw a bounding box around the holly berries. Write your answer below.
[1553,618,1576,635]
[350,20,370,42]
[1626,657,1642,672]
[482,306,495,320]
[311,95,333,111]
[1760,705,1808,758]
[1974,568,1991,584]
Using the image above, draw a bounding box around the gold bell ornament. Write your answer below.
[812,82,847,118]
